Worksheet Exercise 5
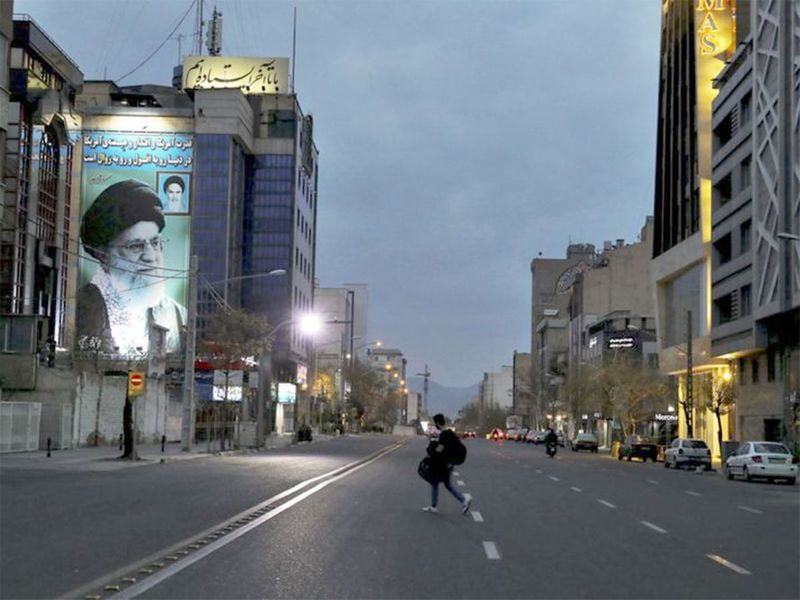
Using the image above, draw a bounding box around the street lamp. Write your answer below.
[181,264,287,451]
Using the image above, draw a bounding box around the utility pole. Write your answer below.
[685,309,694,438]
[416,364,431,415]
[181,255,198,451]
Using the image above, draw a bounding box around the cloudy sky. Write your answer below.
[17,0,662,387]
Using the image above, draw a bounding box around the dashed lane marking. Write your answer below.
[548,476,559,482]
[647,479,659,485]
[737,505,763,515]
[456,480,465,487]
[597,499,616,509]
[685,490,702,497]
[570,487,582,493]
[640,521,667,534]
[706,554,752,575]
[471,511,484,523]
[463,493,472,502]
[535,469,543,474]
[483,541,501,560]
[453,471,460,476]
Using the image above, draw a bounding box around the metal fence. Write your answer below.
[0,402,41,453]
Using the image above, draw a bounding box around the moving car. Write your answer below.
[507,427,529,442]
[570,433,599,452]
[724,441,797,485]
[487,428,506,441]
[664,438,711,470]
[460,430,476,439]
[618,435,659,462]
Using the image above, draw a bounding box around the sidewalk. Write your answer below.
[0,433,332,472]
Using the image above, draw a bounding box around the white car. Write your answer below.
[724,441,797,485]
[664,438,712,470]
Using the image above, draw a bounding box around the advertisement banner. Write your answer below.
[77,118,193,358]
[277,383,297,404]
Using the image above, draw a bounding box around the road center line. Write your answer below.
[685,490,702,497]
[109,443,402,599]
[456,480,465,487]
[535,469,543,474]
[548,476,559,482]
[471,511,484,523]
[463,493,472,502]
[597,499,616,509]
[706,554,752,575]
[570,487,582,493]
[647,479,659,485]
[483,541,501,560]
[640,521,667,534]
[453,471,460,476]
[737,505,763,515]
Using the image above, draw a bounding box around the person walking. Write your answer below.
[422,414,471,514]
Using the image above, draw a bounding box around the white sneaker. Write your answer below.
[461,498,471,515]
[422,506,438,513]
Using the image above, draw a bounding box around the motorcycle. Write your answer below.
[545,440,557,458]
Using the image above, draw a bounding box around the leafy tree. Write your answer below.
[704,369,735,459]
[343,358,386,431]
[596,356,669,440]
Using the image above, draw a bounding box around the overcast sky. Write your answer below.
[17,0,661,387]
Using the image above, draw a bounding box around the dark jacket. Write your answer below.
[426,428,458,481]
[545,430,558,446]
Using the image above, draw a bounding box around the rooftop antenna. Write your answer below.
[206,6,222,56]
[194,0,204,55]
[291,6,297,93]
[174,33,186,63]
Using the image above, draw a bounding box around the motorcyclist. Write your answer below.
[545,427,558,456]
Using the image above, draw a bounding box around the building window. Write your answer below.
[751,358,760,384]
[767,349,776,382]
[713,293,735,325]
[738,358,746,385]
[763,419,780,442]
[740,156,751,191]
[740,92,751,127]
[740,220,751,254]
[739,285,751,317]
[714,173,732,206]
[714,233,732,265]
[713,112,733,148]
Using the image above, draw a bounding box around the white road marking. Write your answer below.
[457,480,465,487]
[111,442,403,599]
[483,541,501,560]
[685,490,702,497]
[570,486,582,493]
[737,505,763,515]
[647,479,659,485]
[706,554,752,575]
[471,511,484,523]
[535,469,543,474]
[640,521,667,534]
[549,476,559,482]
[597,499,616,509]
[463,493,472,502]
[453,471,460,476]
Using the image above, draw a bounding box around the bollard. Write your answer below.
[47,437,52,458]
[119,433,123,451]
[161,435,166,453]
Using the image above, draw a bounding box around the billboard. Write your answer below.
[277,383,296,404]
[77,117,193,358]
[182,56,289,95]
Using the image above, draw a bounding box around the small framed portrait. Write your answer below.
[157,172,190,214]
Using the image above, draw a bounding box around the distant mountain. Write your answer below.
[407,377,479,420]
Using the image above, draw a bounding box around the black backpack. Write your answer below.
[444,434,467,465]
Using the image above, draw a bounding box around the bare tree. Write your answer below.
[704,370,735,460]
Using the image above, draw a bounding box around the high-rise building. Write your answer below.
[650,0,739,451]
[1,15,83,350]
[709,0,799,449]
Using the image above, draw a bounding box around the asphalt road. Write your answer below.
[1,436,798,599]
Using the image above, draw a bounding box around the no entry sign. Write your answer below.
[128,371,145,397]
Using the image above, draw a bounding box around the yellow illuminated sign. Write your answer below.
[182,56,289,95]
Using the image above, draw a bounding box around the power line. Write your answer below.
[117,0,197,83]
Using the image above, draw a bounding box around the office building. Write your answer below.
[709,0,799,448]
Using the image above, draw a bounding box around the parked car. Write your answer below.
[527,430,547,444]
[570,433,599,452]
[460,430,476,439]
[724,441,797,485]
[619,435,659,462]
[664,438,711,470]
[556,431,566,447]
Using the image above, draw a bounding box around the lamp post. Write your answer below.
[181,266,286,451]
